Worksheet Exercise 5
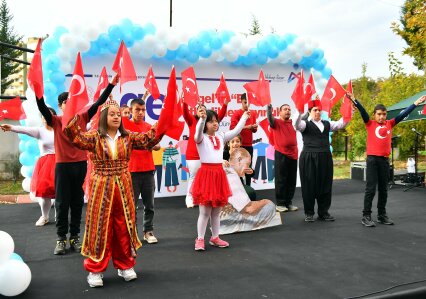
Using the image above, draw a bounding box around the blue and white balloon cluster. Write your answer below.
[0,231,32,296]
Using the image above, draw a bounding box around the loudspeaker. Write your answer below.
[351,162,366,181]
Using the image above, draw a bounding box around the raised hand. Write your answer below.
[0,124,12,132]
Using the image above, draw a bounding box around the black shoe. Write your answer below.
[304,214,315,222]
[361,215,376,227]
[54,239,67,255]
[69,236,82,253]
[317,214,335,221]
[377,215,394,225]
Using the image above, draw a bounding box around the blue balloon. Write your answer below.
[283,33,297,44]
[44,56,60,71]
[187,52,199,63]
[164,49,177,61]
[96,33,111,53]
[42,38,59,55]
[19,140,26,152]
[108,40,121,53]
[85,42,100,56]
[276,39,288,51]
[198,31,212,44]
[9,253,23,262]
[248,48,259,60]
[122,32,134,47]
[108,25,123,41]
[25,140,39,154]
[256,53,268,65]
[220,30,234,43]
[19,119,26,126]
[53,26,69,38]
[132,26,145,40]
[119,18,133,30]
[188,38,201,53]
[176,45,189,60]
[242,56,254,67]
[267,47,279,59]
[44,82,58,100]
[19,152,34,166]
[210,37,222,50]
[143,23,156,35]
[199,45,212,58]
[49,71,66,85]
[257,40,269,55]
[314,58,327,71]
[232,56,244,66]
[18,133,31,141]
[321,67,332,79]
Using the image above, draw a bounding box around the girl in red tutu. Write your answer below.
[1,107,57,226]
[191,107,250,251]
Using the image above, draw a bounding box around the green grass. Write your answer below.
[0,181,26,195]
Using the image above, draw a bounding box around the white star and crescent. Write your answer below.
[375,125,390,139]
[69,75,86,97]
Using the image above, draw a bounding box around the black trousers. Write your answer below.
[131,171,155,232]
[363,155,389,216]
[274,151,297,207]
[155,165,162,192]
[242,145,254,186]
[299,151,333,217]
[55,161,87,239]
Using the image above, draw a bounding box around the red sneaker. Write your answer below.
[195,238,205,251]
[209,236,229,248]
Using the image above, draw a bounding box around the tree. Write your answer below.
[248,15,262,36]
[388,52,406,78]
[0,0,23,94]
[391,0,426,71]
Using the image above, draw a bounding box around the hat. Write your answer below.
[308,99,322,110]
[100,99,120,112]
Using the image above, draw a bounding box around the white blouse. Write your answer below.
[11,125,55,156]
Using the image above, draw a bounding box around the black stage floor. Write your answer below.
[1,179,425,299]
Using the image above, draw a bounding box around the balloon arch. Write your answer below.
[19,18,333,193]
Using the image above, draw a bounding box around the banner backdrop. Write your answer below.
[75,58,304,197]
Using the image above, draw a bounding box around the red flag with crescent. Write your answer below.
[258,117,274,146]
[181,66,199,108]
[320,75,346,114]
[304,73,316,105]
[27,39,44,100]
[291,69,305,113]
[243,81,261,106]
[62,52,89,129]
[0,97,26,121]
[340,80,354,122]
[156,67,179,138]
[112,41,137,92]
[144,66,161,100]
[257,70,271,106]
[215,73,231,106]
[93,67,109,101]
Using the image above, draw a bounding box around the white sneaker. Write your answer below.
[287,205,299,212]
[118,267,137,281]
[87,272,103,287]
[144,231,158,244]
[276,206,288,212]
[35,216,49,226]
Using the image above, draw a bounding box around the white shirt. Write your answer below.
[106,130,121,158]
[295,113,347,133]
[11,125,55,156]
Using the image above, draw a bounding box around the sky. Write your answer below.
[6,0,420,83]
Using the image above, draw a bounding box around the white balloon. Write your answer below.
[85,27,100,40]
[56,48,71,62]
[76,38,91,52]
[230,36,242,49]
[225,51,238,62]
[167,37,180,51]
[20,166,30,178]
[291,53,302,63]
[221,44,232,55]
[25,89,36,102]
[155,44,167,57]
[0,260,31,297]
[0,231,14,264]
[22,178,31,193]
[240,42,250,56]
[59,33,76,49]
[156,28,168,41]
[60,62,72,74]
[143,35,156,48]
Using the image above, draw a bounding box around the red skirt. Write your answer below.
[191,163,232,207]
[30,154,55,199]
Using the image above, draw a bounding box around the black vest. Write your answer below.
[301,120,331,152]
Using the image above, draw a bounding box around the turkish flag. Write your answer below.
[422,104,426,115]
[321,75,346,114]
[291,69,305,113]
[340,80,354,122]
[112,41,137,92]
[304,73,316,105]
[181,66,199,108]
[62,52,89,129]
[243,81,261,106]
[258,117,274,146]
[144,66,161,100]
[166,92,184,140]
[215,73,231,106]
[0,97,26,121]
[156,67,179,138]
[27,39,44,100]
[93,67,109,101]
[257,70,271,106]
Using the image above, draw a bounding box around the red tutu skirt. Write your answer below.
[30,154,55,199]
[191,163,232,207]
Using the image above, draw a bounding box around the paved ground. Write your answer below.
[1,179,426,299]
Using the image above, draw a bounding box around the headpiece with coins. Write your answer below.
[100,99,120,112]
